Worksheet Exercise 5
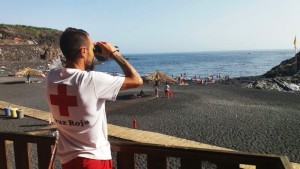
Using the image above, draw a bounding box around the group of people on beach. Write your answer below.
[178,74,188,85]
[153,79,173,98]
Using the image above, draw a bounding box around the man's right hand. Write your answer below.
[94,41,143,90]
[94,42,118,59]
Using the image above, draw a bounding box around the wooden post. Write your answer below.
[0,139,8,169]
[117,152,135,169]
[14,141,30,169]
[147,155,167,169]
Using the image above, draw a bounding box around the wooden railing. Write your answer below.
[0,131,293,169]
[0,131,55,169]
[111,142,292,169]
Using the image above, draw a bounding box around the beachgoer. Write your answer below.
[26,74,30,83]
[153,79,160,97]
[179,74,183,85]
[45,27,142,169]
[140,90,145,97]
[164,83,172,98]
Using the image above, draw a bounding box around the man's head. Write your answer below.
[60,27,95,70]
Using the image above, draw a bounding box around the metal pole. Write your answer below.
[295,47,298,73]
[294,36,297,73]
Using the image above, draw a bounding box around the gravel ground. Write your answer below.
[0,76,299,168]
[107,81,300,163]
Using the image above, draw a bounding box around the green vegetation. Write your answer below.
[0,24,62,46]
[0,24,60,35]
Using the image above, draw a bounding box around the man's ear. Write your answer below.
[79,47,87,58]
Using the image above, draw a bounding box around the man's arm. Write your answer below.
[95,42,143,90]
[111,51,143,90]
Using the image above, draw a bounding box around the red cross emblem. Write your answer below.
[50,84,78,116]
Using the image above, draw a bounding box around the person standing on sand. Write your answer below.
[45,27,142,169]
[179,74,184,85]
[164,82,172,98]
[153,78,160,97]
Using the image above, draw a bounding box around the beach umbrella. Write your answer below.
[145,70,176,82]
[15,67,43,77]
[15,67,44,82]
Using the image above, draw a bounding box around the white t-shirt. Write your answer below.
[46,68,124,164]
[164,85,170,91]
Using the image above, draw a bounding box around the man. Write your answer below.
[153,79,160,98]
[46,27,142,169]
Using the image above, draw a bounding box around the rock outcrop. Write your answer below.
[263,52,300,78]
[241,77,300,92]
[240,52,300,92]
[0,24,63,73]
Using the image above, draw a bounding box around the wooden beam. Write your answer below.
[117,152,135,169]
[14,141,30,169]
[37,142,53,169]
[181,158,201,169]
[147,155,166,169]
[0,139,8,169]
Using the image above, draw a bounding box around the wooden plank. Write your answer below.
[216,162,241,169]
[14,141,30,169]
[280,157,294,169]
[117,152,135,169]
[181,158,201,169]
[256,163,285,169]
[257,165,276,169]
[147,154,166,169]
[37,142,53,169]
[0,139,8,169]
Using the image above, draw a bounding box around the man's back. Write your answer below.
[46,27,142,169]
[46,68,124,164]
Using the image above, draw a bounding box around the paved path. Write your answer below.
[0,100,299,169]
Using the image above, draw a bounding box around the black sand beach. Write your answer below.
[0,76,299,165]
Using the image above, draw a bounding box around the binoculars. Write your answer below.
[93,44,119,54]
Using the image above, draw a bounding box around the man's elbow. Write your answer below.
[132,77,143,88]
[121,77,143,90]
[136,78,143,87]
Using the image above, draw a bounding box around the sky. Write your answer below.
[1,0,300,54]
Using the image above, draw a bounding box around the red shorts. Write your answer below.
[165,89,173,97]
[62,157,113,169]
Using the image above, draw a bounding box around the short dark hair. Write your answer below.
[60,27,90,61]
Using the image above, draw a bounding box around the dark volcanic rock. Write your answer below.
[263,52,300,78]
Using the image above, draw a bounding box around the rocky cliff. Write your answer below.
[0,24,63,73]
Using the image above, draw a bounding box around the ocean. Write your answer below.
[94,49,295,78]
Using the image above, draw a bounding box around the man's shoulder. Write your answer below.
[88,71,107,77]
[47,68,62,77]
[49,68,61,73]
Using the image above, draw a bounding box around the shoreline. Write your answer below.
[0,77,299,163]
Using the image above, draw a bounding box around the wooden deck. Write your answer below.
[0,100,299,169]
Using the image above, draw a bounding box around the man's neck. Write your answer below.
[65,61,85,71]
